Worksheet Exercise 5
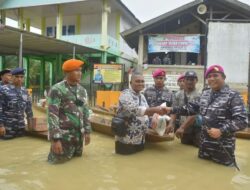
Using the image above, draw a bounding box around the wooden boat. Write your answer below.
[29,105,174,142]
[25,116,48,139]
[26,130,48,139]
[31,105,250,140]
[235,128,250,139]
[90,107,175,143]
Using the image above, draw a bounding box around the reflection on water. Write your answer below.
[0,134,249,190]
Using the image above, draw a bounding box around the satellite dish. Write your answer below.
[197,4,207,15]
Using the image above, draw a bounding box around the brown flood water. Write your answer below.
[0,108,249,190]
[0,135,250,190]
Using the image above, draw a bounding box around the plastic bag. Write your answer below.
[151,114,170,136]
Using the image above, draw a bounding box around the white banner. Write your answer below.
[148,34,200,53]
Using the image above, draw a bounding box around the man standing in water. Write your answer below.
[167,71,201,147]
[0,68,33,139]
[165,65,247,167]
[47,59,91,164]
[115,72,167,155]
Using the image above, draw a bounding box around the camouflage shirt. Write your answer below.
[48,80,91,140]
[172,89,200,125]
[172,85,247,134]
[144,85,173,107]
[172,85,248,165]
[116,88,149,145]
[0,84,33,130]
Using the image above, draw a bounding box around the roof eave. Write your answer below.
[121,0,202,38]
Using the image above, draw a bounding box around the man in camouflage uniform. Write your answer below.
[167,65,247,166]
[0,69,12,86]
[115,72,167,155]
[144,68,173,107]
[47,59,91,164]
[0,68,33,139]
[167,71,201,147]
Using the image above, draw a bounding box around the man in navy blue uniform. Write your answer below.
[166,65,247,166]
[0,68,33,139]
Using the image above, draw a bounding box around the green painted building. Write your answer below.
[0,0,140,98]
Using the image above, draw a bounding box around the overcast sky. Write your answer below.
[121,0,250,22]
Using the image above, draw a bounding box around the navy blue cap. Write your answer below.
[184,71,197,78]
[11,68,25,75]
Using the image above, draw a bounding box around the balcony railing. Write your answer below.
[61,34,137,58]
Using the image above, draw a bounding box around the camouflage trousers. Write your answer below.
[177,115,202,147]
[198,130,236,166]
[181,126,201,147]
[0,127,25,140]
[48,132,83,164]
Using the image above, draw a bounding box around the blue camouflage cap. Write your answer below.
[11,68,25,75]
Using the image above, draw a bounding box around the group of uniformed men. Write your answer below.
[0,60,248,168]
[115,65,247,168]
[0,68,33,139]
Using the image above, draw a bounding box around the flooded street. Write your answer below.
[0,133,250,190]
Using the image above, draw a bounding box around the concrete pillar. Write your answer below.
[49,61,53,86]
[26,18,30,32]
[116,56,120,63]
[41,17,46,36]
[101,52,107,63]
[116,12,121,46]
[0,10,6,25]
[101,0,110,56]
[18,8,24,30]
[56,5,63,39]
[23,57,29,87]
[138,34,144,65]
[76,14,81,35]
[40,58,45,97]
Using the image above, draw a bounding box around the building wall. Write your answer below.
[119,15,137,57]
[207,22,250,91]
[107,12,117,39]
[1,1,138,62]
[80,13,102,34]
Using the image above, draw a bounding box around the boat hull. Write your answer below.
[235,128,250,139]
[90,108,174,143]
[31,106,250,140]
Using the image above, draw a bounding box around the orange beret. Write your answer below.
[62,59,84,72]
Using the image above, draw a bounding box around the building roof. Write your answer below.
[0,25,101,55]
[0,0,90,9]
[121,0,250,49]
[0,0,140,25]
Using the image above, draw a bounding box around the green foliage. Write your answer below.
[5,56,18,69]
